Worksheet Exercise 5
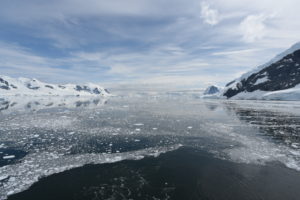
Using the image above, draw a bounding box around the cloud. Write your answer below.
[0,0,200,23]
[0,41,217,87]
[239,14,270,43]
[200,2,221,25]
[0,42,112,83]
[211,48,269,69]
[212,49,259,56]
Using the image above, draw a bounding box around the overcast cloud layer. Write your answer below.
[0,0,299,89]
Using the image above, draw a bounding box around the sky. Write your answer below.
[0,0,299,89]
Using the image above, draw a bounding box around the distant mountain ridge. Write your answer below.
[0,75,110,97]
[222,42,300,100]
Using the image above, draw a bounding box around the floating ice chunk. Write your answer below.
[7,191,15,196]
[134,139,141,142]
[0,175,8,181]
[9,177,15,182]
[152,127,158,130]
[134,123,144,126]
[68,132,75,135]
[135,128,141,131]
[3,155,15,159]
[187,126,193,129]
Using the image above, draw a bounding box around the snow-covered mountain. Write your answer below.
[200,85,222,99]
[203,85,220,95]
[223,42,300,100]
[0,75,110,97]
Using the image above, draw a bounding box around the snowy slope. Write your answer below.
[231,85,300,101]
[223,42,300,100]
[0,75,110,97]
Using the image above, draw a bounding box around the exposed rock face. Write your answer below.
[45,85,54,89]
[75,85,90,92]
[203,85,220,95]
[0,77,14,90]
[223,44,300,98]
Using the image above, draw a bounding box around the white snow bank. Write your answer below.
[253,76,269,85]
[231,84,300,101]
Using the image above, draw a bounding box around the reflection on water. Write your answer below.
[1,95,300,200]
[204,101,219,111]
[224,101,300,148]
[0,97,108,113]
